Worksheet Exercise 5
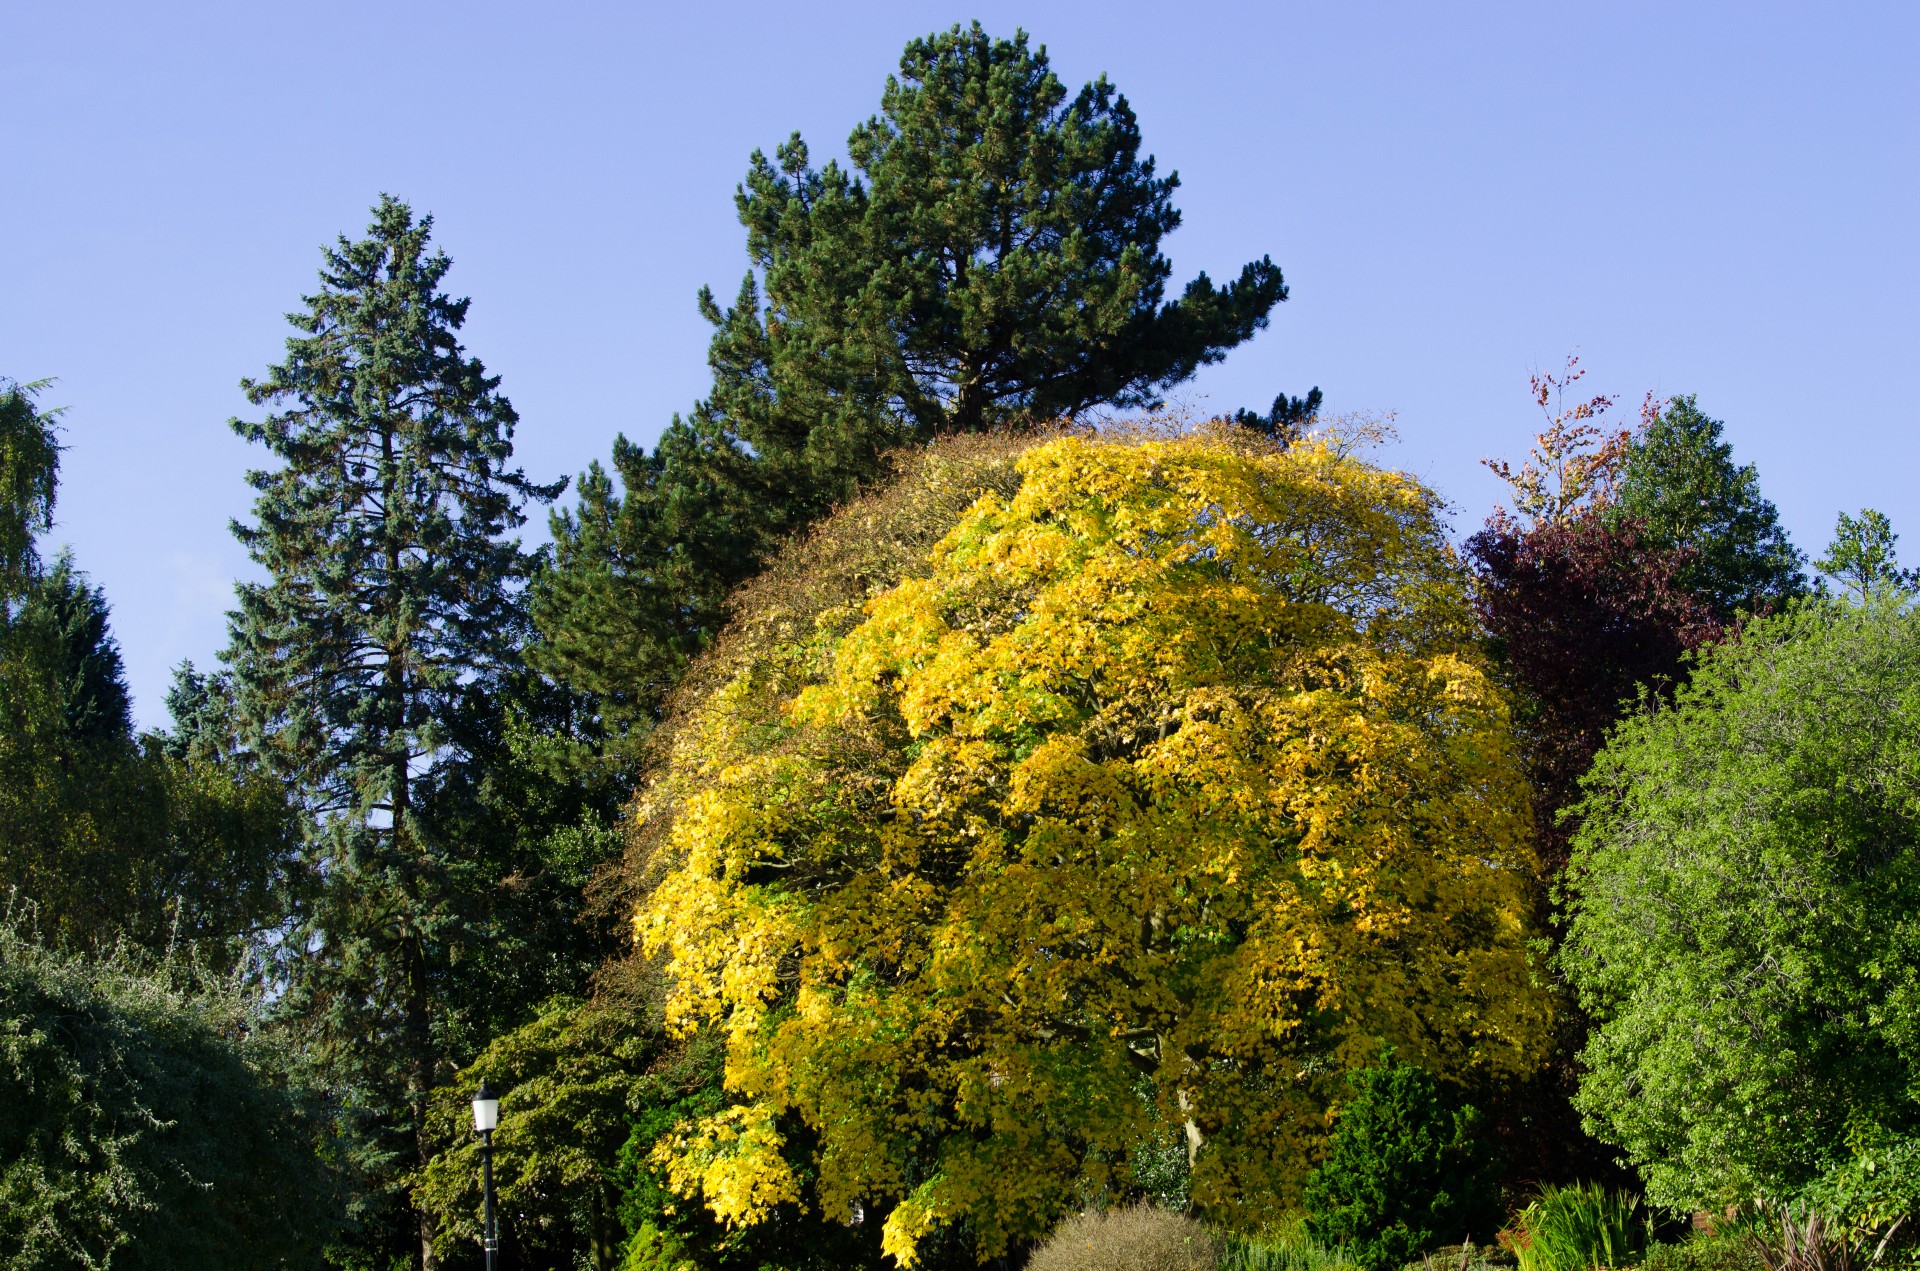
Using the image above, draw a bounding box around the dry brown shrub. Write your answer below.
[1026,1205,1221,1271]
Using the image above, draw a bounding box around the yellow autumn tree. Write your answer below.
[632,425,1552,1265]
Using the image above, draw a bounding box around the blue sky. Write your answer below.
[3,1,1914,728]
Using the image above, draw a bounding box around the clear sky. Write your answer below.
[3,1,1914,728]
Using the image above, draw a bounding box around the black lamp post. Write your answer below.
[472,1082,500,1270]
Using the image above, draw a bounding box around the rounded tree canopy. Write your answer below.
[1563,593,1920,1212]
[631,425,1551,1263]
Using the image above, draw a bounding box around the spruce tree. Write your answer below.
[25,551,133,743]
[225,195,561,1270]
[534,22,1292,733]
[1611,395,1804,619]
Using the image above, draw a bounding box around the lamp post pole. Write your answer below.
[480,1127,498,1271]
[472,1082,500,1271]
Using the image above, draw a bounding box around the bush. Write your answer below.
[0,917,339,1268]
[1304,1057,1501,1271]
[1026,1205,1219,1271]
[1640,1237,1766,1271]
[1562,595,1920,1209]
[1405,1245,1515,1271]
[1500,1185,1650,1271]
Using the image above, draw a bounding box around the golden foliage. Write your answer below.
[632,426,1551,1264]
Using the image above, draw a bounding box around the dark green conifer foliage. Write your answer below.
[1611,395,1804,618]
[534,23,1290,732]
[23,552,132,744]
[1230,386,1322,442]
[1303,1056,1499,1271]
[225,195,562,1268]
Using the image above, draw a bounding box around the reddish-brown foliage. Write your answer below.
[1466,514,1722,878]
[1465,511,1722,1191]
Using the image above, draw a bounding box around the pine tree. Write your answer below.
[225,195,562,1270]
[534,23,1291,735]
[1229,386,1323,442]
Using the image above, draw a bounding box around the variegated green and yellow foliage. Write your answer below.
[631,426,1552,1264]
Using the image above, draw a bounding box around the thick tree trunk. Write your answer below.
[380,454,439,1271]
[589,1181,616,1271]
[409,932,438,1271]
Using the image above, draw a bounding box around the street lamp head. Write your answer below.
[472,1081,499,1134]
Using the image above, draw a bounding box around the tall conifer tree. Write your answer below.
[226,196,561,1269]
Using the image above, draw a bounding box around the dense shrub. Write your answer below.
[0,919,338,1268]
[1026,1206,1219,1271]
[1562,594,1920,1210]
[1303,1057,1501,1271]
[1639,1236,1766,1271]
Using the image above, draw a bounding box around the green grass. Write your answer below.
[1218,1214,1365,1271]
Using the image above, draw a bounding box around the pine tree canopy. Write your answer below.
[719,21,1288,444]
[532,23,1291,737]
[1230,386,1323,442]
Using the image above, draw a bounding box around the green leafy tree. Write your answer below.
[0,915,342,1269]
[533,22,1291,736]
[416,996,662,1270]
[0,377,60,600]
[1814,508,1913,599]
[0,556,298,956]
[1562,593,1920,1210]
[225,194,563,1269]
[1610,395,1804,618]
[1303,1056,1500,1271]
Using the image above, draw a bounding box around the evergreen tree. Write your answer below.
[1610,395,1804,618]
[24,551,133,744]
[225,195,562,1270]
[534,22,1291,734]
[1229,385,1322,442]
[0,554,297,956]
[1303,1056,1499,1271]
